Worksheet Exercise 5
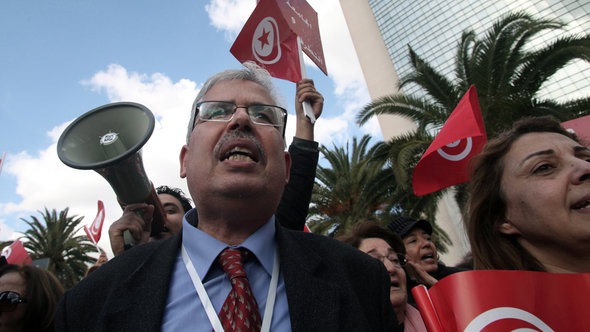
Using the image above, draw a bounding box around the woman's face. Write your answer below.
[403,227,438,274]
[500,132,590,272]
[358,238,407,308]
[0,272,27,332]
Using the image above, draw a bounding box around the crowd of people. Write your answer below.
[2,62,588,331]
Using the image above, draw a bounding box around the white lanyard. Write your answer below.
[181,244,279,332]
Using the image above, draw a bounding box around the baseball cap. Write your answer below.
[387,216,433,238]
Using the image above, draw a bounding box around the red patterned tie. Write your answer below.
[217,248,262,332]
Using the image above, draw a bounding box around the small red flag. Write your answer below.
[84,200,105,245]
[412,85,487,196]
[230,0,302,82]
[562,115,590,147]
[1,240,33,265]
[412,270,590,331]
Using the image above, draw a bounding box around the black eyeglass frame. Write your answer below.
[0,291,27,312]
[192,100,288,137]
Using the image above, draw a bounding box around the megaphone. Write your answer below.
[57,102,165,238]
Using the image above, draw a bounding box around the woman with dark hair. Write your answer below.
[0,264,64,332]
[468,116,590,273]
[338,221,426,331]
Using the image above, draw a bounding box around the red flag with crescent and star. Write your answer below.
[412,270,590,331]
[412,85,487,196]
[1,240,33,265]
[230,0,327,82]
[84,200,105,245]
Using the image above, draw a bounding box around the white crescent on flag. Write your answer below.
[252,16,281,64]
[465,307,554,332]
[1,246,11,258]
[436,137,473,161]
[85,200,105,244]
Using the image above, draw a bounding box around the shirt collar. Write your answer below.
[181,208,277,279]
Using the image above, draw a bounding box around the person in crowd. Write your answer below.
[388,216,466,285]
[338,221,427,331]
[108,185,193,255]
[387,216,467,305]
[108,78,322,255]
[0,264,64,332]
[468,116,590,273]
[56,62,398,331]
[84,248,109,277]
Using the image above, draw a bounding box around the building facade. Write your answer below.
[339,0,590,265]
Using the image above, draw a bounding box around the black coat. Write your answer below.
[56,223,399,331]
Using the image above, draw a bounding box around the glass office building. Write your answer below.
[367,0,590,100]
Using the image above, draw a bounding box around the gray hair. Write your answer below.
[186,61,285,144]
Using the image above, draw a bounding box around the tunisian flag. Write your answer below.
[412,85,487,196]
[231,0,303,82]
[412,270,590,331]
[84,200,105,245]
[1,240,33,265]
[561,114,590,146]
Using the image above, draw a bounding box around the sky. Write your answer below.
[0,0,383,256]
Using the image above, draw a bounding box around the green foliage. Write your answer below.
[20,207,95,288]
[355,11,590,225]
[308,135,394,237]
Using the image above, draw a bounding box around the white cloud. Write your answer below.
[0,0,384,254]
[0,65,201,256]
[0,218,18,242]
[205,0,255,40]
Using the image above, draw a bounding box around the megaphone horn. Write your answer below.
[57,102,165,237]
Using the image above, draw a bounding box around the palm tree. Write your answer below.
[307,135,394,237]
[357,11,590,212]
[20,207,96,288]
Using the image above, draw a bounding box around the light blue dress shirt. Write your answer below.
[161,209,292,331]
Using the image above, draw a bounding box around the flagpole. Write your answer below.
[85,225,102,255]
[297,36,316,124]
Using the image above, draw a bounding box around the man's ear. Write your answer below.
[284,151,291,184]
[498,219,521,235]
[179,145,189,179]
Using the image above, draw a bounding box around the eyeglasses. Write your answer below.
[194,101,287,136]
[368,252,407,269]
[0,291,27,312]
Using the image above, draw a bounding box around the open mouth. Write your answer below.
[571,199,590,210]
[421,253,435,262]
[220,145,259,163]
[390,279,400,288]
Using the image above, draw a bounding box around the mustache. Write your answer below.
[214,131,266,163]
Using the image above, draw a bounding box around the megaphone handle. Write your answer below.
[144,185,166,236]
[123,229,136,250]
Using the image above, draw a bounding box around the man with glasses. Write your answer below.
[107,78,322,254]
[56,62,398,331]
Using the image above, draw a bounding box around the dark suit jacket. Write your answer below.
[56,223,398,331]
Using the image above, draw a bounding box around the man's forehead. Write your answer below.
[203,79,275,103]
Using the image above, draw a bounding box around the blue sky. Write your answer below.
[0,0,382,254]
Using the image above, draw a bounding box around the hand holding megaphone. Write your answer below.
[108,203,154,255]
[57,102,166,246]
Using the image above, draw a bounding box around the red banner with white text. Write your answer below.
[231,0,326,82]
